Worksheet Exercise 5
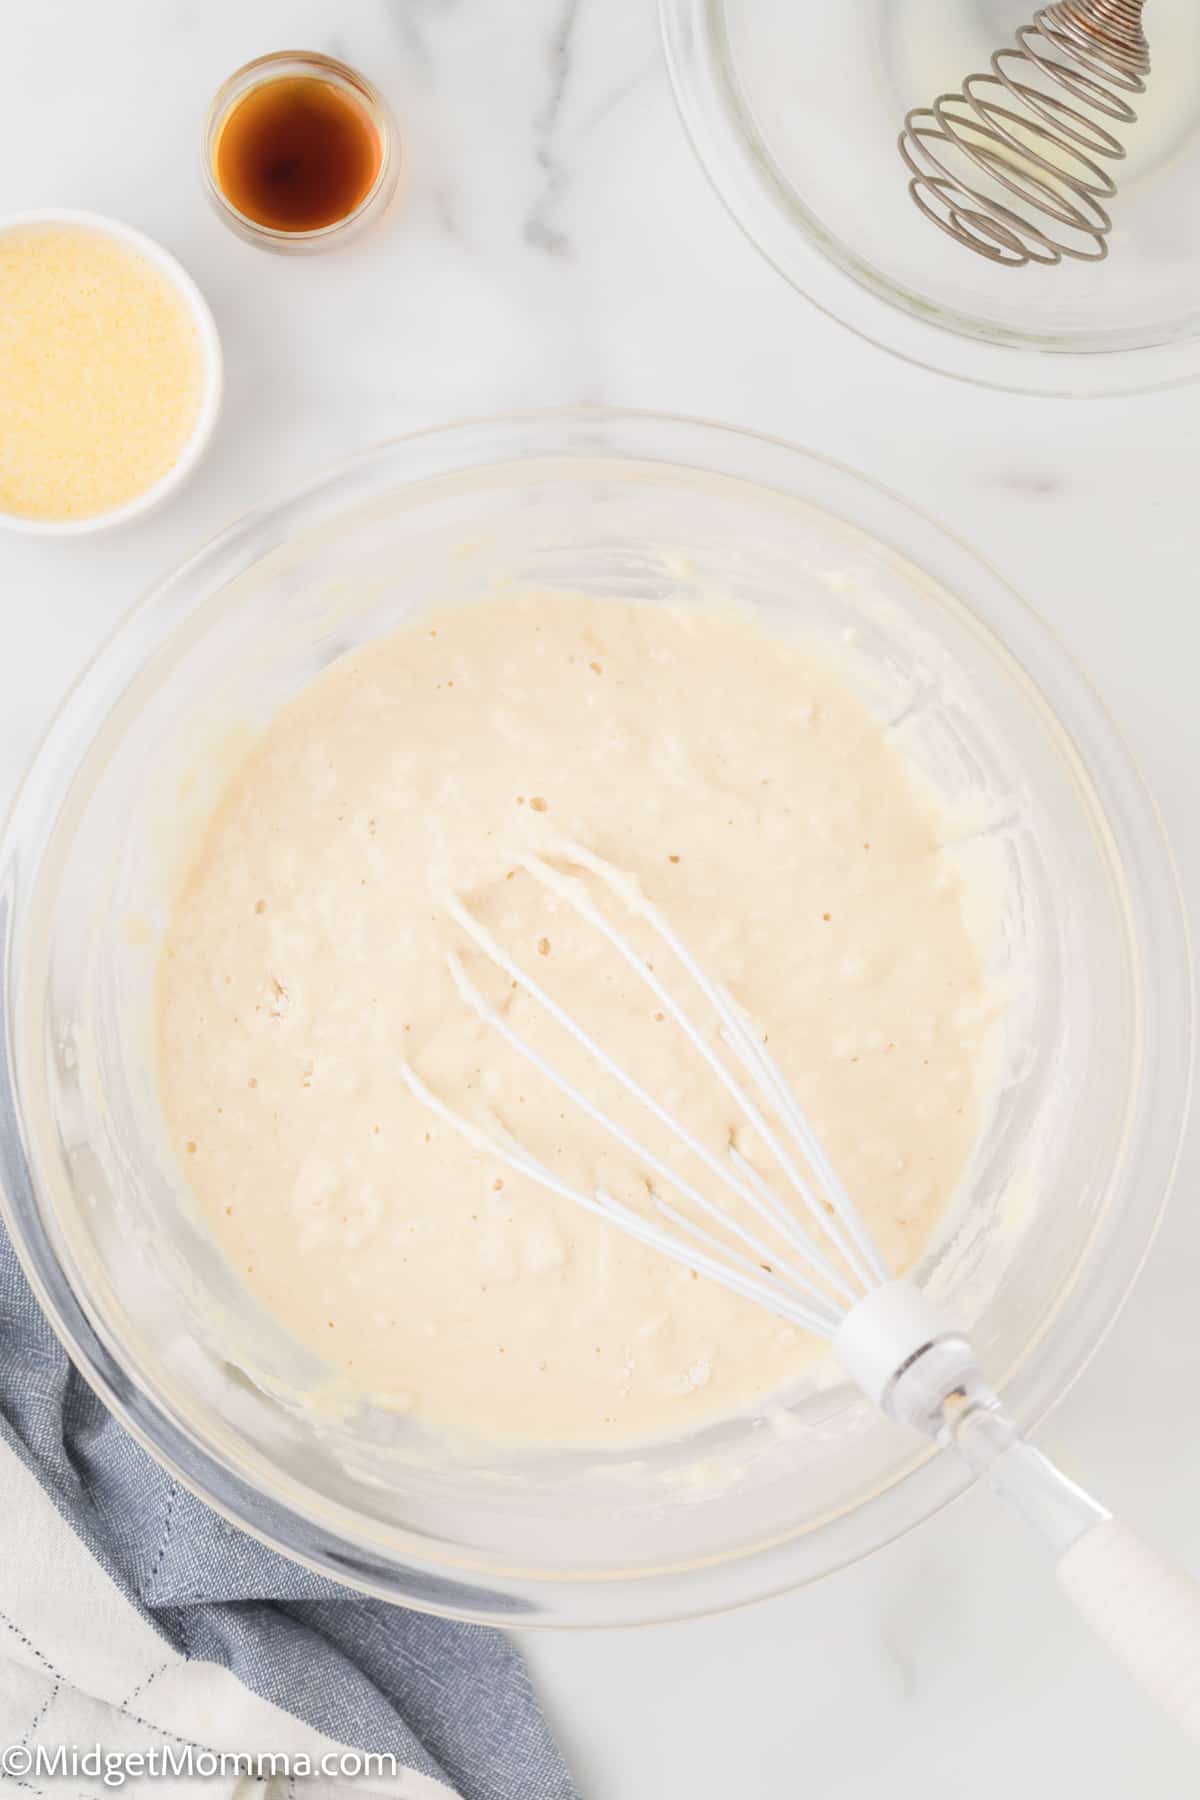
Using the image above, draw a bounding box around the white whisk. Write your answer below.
[402,841,1200,1740]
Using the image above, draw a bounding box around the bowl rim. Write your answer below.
[0,406,1191,1625]
[657,0,1200,399]
[0,208,224,536]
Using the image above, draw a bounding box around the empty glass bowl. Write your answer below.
[660,0,1200,393]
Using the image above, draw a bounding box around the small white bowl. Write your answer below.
[0,209,223,537]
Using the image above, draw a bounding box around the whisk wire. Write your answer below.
[397,1060,841,1336]
[727,1143,816,1247]
[516,853,849,1266]
[530,844,882,1291]
[398,843,910,1334]
[969,76,1123,175]
[643,1192,844,1334]
[446,921,801,1250]
[1032,0,1148,89]
[444,944,844,1308]
[606,1185,844,1332]
[717,1009,890,1287]
[900,0,1149,267]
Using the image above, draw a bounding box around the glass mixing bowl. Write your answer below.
[0,410,1190,1625]
[660,0,1200,394]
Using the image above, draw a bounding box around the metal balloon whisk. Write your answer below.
[899,0,1150,267]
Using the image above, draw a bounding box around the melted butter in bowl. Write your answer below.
[0,211,221,533]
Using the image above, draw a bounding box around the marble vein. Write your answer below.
[525,0,586,256]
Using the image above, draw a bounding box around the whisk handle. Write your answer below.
[982,1432,1200,1739]
[949,1394,1200,1739]
[838,1284,1200,1740]
[1058,1518,1200,1742]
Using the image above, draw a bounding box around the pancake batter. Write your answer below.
[156,591,1000,1446]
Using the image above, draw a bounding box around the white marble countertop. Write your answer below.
[3,2,1199,1793]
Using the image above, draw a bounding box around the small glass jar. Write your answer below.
[203,51,399,254]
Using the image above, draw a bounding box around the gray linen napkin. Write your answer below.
[0,1224,578,1800]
